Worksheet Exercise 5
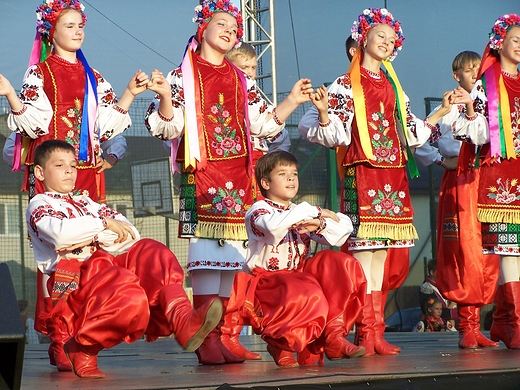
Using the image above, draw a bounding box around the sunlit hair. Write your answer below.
[226,42,257,62]
[34,140,75,168]
[255,151,299,198]
[452,51,481,72]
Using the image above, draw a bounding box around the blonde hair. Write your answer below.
[226,42,257,62]
[452,51,481,72]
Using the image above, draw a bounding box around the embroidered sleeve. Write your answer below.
[398,92,436,148]
[246,78,282,139]
[93,68,132,143]
[310,213,353,247]
[7,65,51,139]
[452,81,490,145]
[298,74,353,148]
[28,201,105,250]
[145,68,186,141]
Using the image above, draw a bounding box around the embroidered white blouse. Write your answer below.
[27,192,139,274]
[245,199,353,273]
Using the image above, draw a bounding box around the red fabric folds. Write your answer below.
[302,250,366,323]
[65,239,187,348]
[382,247,410,291]
[243,250,366,353]
[436,169,499,305]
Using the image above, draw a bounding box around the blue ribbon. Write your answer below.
[76,49,98,161]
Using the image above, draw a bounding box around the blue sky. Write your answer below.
[0,0,518,118]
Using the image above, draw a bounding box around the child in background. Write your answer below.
[27,140,223,378]
[244,151,366,367]
[0,0,149,372]
[452,14,520,350]
[418,259,457,323]
[415,50,500,349]
[413,298,457,332]
[299,8,452,356]
[145,0,313,365]
[226,42,291,160]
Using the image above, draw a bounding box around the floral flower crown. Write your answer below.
[489,13,520,50]
[350,8,404,61]
[193,0,244,42]
[36,0,86,38]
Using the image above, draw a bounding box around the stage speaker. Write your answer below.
[0,263,25,390]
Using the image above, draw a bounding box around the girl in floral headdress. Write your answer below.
[0,0,149,372]
[145,0,313,365]
[299,8,451,356]
[452,13,520,350]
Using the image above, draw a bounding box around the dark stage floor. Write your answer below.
[16,332,520,390]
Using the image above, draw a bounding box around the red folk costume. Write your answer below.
[145,53,283,271]
[299,8,435,357]
[145,0,288,365]
[452,13,520,349]
[181,55,253,242]
[8,52,130,202]
[27,191,222,377]
[10,0,132,372]
[244,199,366,366]
[16,55,120,201]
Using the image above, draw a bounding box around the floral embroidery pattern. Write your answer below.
[208,93,242,157]
[60,98,86,162]
[487,178,520,204]
[512,97,520,154]
[366,184,406,216]
[268,257,279,271]
[369,102,398,163]
[208,181,246,215]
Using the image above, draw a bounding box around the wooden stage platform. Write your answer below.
[17,332,520,390]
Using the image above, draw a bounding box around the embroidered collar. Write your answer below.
[264,198,292,211]
[44,192,76,201]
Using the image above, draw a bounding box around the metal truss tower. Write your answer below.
[240,0,277,105]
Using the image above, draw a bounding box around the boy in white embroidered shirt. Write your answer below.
[243,151,367,367]
[27,139,223,378]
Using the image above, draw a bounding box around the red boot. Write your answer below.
[266,344,298,368]
[324,317,365,359]
[297,345,324,366]
[216,298,245,364]
[64,338,105,379]
[46,316,72,371]
[473,306,498,347]
[220,310,262,360]
[490,284,511,345]
[501,282,520,349]
[160,285,223,352]
[193,295,244,365]
[372,291,400,355]
[354,293,375,356]
[457,305,478,349]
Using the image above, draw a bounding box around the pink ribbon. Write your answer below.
[484,66,501,158]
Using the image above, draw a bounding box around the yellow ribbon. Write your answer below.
[349,48,374,161]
